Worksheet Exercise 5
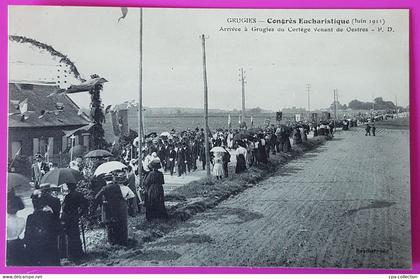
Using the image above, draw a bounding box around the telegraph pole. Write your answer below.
[395,95,398,118]
[201,34,211,179]
[137,8,144,189]
[240,68,246,125]
[306,83,311,120]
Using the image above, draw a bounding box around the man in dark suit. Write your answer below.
[222,145,231,178]
[31,154,50,189]
[32,183,61,221]
[191,140,199,171]
[183,143,192,173]
[167,145,177,176]
[24,195,60,266]
[157,144,167,171]
[176,144,186,177]
[60,183,89,262]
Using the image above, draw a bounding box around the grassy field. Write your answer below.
[103,112,280,140]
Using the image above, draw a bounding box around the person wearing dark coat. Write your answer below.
[32,183,61,221]
[329,123,335,136]
[176,145,187,176]
[199,141,207,170]
[222,145,231,178]
[282,128,292,152]
[257,135,268,164]
[235,142,248,174]
[293,128,302,145]
[24,195,61,266]
[93,172,132,246]
[372,124,376,136]
[157,144,167,171]
[31,154,50,189]
[191,140,200,171]
[60,183,89,262]
[313,126,318,137]
[270,133,277,155]
[183,144,192,173]
[365,124,371,136]
[167,146,177,176]
[144,158,168,221]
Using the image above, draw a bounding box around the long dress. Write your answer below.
[24,210,60,266]
[60,190,88,261]
[144,170,168,221]
[235,146,247,173]
[283,130,292,152]
[257,139,268,164]
[293,129,302,145]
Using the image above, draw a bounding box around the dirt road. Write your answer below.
[105,127,412,269]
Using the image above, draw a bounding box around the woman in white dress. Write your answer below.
[212,152,224,180]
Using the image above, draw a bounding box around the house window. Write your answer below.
[33,137,52,157]
[33,138,39,156]
[82,133,90,151]
[62,135,68,152]
[11,141,22,157]
[67,135,79,149]
[47,137,54,156]
[39,138,47,155]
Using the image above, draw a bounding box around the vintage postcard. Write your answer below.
[6,6,410,269]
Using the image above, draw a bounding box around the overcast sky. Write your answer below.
[9,6,409,110]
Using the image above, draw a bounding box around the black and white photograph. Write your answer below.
[6,6,410,269]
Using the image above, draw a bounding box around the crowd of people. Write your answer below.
[118,121,339,180]
[7,182,88,266]
[7,120,344,266]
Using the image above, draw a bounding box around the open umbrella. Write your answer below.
[7,172,30,192]
[41,168,84,186]
[94,161,127,176]
[85,149,113,158]
[210,146,227,153]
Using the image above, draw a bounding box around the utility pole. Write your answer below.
[201,34,211,179]
[395,95,398,118]
[306,83,311,120]
[239,68,246,125]
[137,8,144,189]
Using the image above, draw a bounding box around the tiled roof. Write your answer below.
[8,83,91,128]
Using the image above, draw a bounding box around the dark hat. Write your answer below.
[7,192,24,214]
[35,153,44,159]
[149,158,161,170]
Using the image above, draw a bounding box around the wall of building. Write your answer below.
[8,125,88,164]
